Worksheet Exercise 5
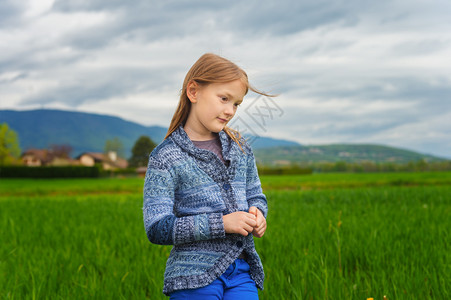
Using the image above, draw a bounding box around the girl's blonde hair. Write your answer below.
[165,53,274,149]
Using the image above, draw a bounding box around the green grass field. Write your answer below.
[1,172,450,299]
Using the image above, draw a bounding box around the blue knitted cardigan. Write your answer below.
[143,125,268,295]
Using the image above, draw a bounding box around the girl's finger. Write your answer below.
[243,224,254,233]
[245,217,257,227]
[249,206,258,216]
[239,229,249,236]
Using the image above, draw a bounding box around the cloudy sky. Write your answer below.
[1,0,450,158]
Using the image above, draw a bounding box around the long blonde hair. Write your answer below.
[165,53,274,149]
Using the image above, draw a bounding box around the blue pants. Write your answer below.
[169,259,259,300]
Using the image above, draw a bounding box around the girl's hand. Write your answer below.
[249,206,267,238]
[223,212,257,236]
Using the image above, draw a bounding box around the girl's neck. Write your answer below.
[183,125,217,141]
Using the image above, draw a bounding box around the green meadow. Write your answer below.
[1,172,450,299]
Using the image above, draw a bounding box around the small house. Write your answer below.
[22,149,77,166]
[77,151,128,170]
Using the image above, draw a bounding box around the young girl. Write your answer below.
[143,53,271,299]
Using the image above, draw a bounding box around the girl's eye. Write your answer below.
[220,96,228,102]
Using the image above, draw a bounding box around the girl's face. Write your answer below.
[184,79,246,140]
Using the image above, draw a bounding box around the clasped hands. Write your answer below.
[223,206,266,238]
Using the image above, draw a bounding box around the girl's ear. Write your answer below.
[186,81,199,103]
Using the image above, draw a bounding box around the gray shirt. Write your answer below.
[192,136,226,164]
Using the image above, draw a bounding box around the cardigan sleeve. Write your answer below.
[143,161,226,246]
[245,150,268,218]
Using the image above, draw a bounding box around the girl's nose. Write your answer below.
[224,103,235,115]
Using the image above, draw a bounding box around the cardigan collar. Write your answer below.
[170,125,237,163]
[170,125,239,183]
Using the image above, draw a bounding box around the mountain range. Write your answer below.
[1,109,445,164]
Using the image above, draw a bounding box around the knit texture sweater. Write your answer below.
[143,125,267,295]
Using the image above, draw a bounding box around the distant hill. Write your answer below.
[0,109,299,158]
[254,144,445,165]
[0,109,167,157]
[244,135,300,149]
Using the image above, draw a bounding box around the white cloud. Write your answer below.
[76,90,180,127]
